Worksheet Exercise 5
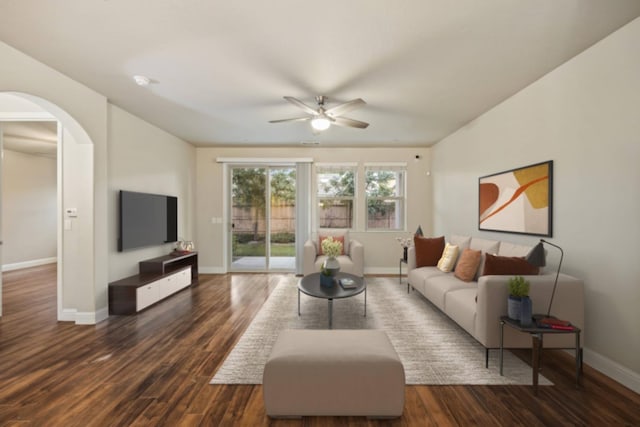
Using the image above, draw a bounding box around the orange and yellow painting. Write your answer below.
[479,161,552,236]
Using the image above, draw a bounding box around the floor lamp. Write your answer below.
[525,239,564,322]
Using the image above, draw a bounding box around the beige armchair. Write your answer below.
[303,229,364,277]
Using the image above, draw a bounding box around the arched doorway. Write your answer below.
[0,92,95,322]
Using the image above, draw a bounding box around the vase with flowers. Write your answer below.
[396,234,413,262]
[320,236,343,287]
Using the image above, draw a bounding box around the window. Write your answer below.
[316,164,356,229]
[365,165,406,230]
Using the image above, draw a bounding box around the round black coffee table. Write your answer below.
[298,272,366,329]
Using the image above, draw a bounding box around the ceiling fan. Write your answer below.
[269,95,369,131]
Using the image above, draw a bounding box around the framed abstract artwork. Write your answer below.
[478,160,553,237]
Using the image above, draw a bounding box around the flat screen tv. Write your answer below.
[118,190,178,251]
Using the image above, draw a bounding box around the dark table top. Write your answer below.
[500,315,581,334]
[298,272,365,300]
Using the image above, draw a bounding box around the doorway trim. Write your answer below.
[0,91,99,324]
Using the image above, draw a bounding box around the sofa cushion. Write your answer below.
[414,235,445,267]
[448,235,471,269]
[449,235,471,251]
[444,288,478,337]
[422,274,476,311]
[437,243,459,273]
[408,267,446,294]
[482,253,539,275]
[469,238,500,279]
[498,242,533,258]
[454,249,481,282]
[469,237,500,253]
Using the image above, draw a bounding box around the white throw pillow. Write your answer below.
[437,243,459,272]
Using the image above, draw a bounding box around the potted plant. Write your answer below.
[507,276,532,324]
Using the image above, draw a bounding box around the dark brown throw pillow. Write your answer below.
[482,253,539,276]
[414,235,445,267]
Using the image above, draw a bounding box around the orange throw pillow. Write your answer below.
[318,235,345,256]
[482,253,539,275]
[454,248,482,282]
[414,235,445,267]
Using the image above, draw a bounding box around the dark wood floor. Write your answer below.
[1,265,639,426]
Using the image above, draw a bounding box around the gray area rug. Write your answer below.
[210,276,550,385]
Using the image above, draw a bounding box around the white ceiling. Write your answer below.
[1,122,57,158]
[1,1,639,147]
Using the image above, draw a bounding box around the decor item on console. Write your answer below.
[320,236,343,287]
[174,240,194,254]
[479,160,553,237]
[396,234,413,262]
[507,276,531,325]
[406,234,584,366]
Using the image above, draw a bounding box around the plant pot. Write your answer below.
[320,273,335,287]
[520,296,533,325]
[507,295,521,321]
[323,257,341,276]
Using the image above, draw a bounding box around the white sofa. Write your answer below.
[303,229,364,277]
[407,235,584,361]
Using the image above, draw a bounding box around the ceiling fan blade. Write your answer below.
[283,96,319,116]
[332,116,369,129]
[325,98,366,117]
[269,116,311,124]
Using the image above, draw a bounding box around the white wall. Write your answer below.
[196,146,432,273]
[431,18,640,391]
[108,104,196,281]
[0,94,49,114]
[61,127,95,314]
[0,42,196,323]
[0,41,107,323]
[1,149,57,266]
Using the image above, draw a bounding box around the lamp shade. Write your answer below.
[525,241,546,268]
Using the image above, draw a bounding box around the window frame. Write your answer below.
[364,163,407,232]
[315,163,357,230]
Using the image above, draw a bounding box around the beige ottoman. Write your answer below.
[263,329,405,418]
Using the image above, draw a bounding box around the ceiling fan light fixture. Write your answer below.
[271,95,368,130]
[311,116,331,131]
[133,75,151,86]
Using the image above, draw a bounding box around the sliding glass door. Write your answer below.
[230,166,296,271]
[268,168,296,269]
